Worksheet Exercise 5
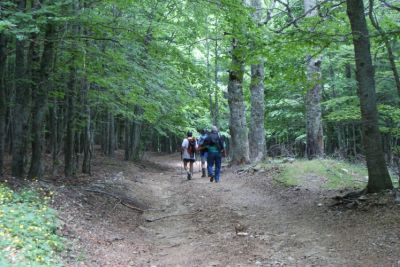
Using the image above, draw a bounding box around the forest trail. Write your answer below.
[57,153,400,267]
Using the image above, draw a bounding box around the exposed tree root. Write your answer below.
[85,188,145,213]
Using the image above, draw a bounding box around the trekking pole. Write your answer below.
[198,157,201,173]
[180,150,183,177]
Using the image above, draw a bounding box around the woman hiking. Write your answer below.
[181,131,198,180]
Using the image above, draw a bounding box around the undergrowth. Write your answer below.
[0,181,64,266]
[275,159,370,189]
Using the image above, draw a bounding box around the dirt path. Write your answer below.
[56,153,400,267]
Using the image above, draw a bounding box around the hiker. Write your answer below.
[181,131,198,180]
[204,126,225,183]
[197,128,208,177]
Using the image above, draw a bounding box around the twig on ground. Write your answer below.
[85,188,145,213]
[145,209,202,222]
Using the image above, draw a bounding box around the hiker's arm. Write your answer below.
[219,138,226,157]
[181,139,187,152]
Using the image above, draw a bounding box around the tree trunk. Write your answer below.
[249,63,266,162]
[12,0,30,178]
[107,112,115,157]
[130,119,141,160]
[368,0,400,96]
[346,0,393,192]
[82,83,92,174]
[29,22,56,179]
[304,0,324,159]
[0,34,7,176]
[214,39,219,128]
[50,98,59,175]
[124,118,130,160]
[64,64,76,177]
[248,0,266,162]
[227,38,250,164]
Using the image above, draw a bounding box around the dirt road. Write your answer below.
[58,153,400,267]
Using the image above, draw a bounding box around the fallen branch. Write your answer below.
[145,209,202,223]
[85,188,145,213]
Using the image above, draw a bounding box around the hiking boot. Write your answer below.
[201,168,206,177]
[209,176,214,182]
[187,172,192,180]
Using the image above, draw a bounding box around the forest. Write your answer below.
[0,0,400,266]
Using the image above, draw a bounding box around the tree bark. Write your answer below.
[346,0,393,192]
[249,62,266,162]
[248,0,266,162]
[124,118,131,160]
[304,0,324,159]
[107,112,115,157]
[130,119,141,160]
[214,38,219,128]
[64,63,77,177]
[227,38,250,164]
[0,34,7,176]
[29,22,56,179]
[12,0,30,178]
[82,82,92,174]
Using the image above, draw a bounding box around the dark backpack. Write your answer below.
[187,137,196,156]
[207,132,223,151]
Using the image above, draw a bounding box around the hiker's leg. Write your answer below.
[183,160,188,172]
[214,155,222,182]
[189,161,194,175]
[207,153,214,177]
[200,152,207,177]
[207,153,216,182]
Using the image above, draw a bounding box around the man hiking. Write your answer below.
[204,126,225,183]
[181,131,198,180]
[197,128,208,177]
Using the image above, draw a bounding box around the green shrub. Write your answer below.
[275,159,368,189]
[0,182,64,266]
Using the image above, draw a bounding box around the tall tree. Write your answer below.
[12,0,31,178]
[304,0,324,159]
[248,0,266,162]
[227,36,250,164]
[0,34,7,176]
[346,0,393,192]
[28,21,56,178]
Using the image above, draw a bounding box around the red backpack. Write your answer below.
[187,137,196,157]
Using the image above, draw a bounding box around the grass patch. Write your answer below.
[0,182,64,266]
[276,159,369,190]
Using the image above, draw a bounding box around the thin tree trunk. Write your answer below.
[130,119,141,160]
[346,0,393,192]
[124,118,130,160]
[0,34,7,176]
[205,19,215,124]
[227,38,250,164]
[82,82,92,174]
[50,99,59,175]
[368,0,400,96]
[214,38,219,128]
[64,63,76,177]
[107,112,115,157]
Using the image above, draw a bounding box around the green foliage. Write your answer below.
[0,183,64,266]
[275,159,368,189]
[323,96,361,122]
